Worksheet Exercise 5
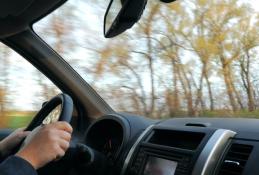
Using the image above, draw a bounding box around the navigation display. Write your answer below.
[143,157,178,175]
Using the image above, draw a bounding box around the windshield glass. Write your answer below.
[34,0,259,118]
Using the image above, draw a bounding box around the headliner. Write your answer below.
[0,0,67,39]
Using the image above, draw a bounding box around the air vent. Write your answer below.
[218,144,253,175]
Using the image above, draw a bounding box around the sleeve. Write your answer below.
[0,156,37,175]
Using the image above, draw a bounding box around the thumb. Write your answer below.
[19,131,31,139]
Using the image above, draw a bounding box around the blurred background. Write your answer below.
[1,0,259,129]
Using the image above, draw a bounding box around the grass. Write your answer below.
[0,111,35,129]
[6,115,34,129]
[200,110,259,118]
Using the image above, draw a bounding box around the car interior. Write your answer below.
[0,0,259,175]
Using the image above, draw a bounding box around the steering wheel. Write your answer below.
[26,93,73,131]
[11,93,73,156]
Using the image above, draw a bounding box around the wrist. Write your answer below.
[16,149,39,169]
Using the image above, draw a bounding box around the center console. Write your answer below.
[121,125,236,175]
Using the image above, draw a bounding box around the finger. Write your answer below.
[58,139,70,151]
[16,127,26,132]
[54,122,73,134]
[56,130,71,141]
[9,128,25,136]
[17,131,31,139]
[57,146,66,157]
[22,131,31,137]
[53,148,66,162]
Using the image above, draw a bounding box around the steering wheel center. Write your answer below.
[26,93,73,131]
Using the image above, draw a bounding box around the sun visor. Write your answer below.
[0,0,34,18]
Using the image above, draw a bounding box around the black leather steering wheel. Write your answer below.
[26,93,74,131]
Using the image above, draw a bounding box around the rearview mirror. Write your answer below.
[104,0,147,38]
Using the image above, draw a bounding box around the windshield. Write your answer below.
[34,0,259,118]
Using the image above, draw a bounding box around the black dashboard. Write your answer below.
[84,114,259,175]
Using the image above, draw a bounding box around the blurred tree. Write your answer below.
[236,14,259,111]
[38,0,259,118]
[159,1,198,116]
[199,0,249,111]
[185,0,217,112]
[95,38,150,116]
[136,3,161,117]
[0,44,10,116]
[0,88,5,115]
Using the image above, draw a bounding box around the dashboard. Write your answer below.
[84,114,259,175]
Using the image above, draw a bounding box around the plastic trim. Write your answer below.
[120,125,154,175]
[192,129,236,175]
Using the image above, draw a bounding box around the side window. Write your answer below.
[0,43,60,129]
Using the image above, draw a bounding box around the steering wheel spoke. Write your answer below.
[26,94,73,131]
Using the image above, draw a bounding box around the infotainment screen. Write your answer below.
[143,157,178,175]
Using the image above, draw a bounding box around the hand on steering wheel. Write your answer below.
[16,121,73,169]
[14,94,74,169]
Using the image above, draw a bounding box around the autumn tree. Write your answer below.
[236,14,259,111]
[192,0,249,111]
[134,3,162,117]
[0,44,10,116]
[182,0,217,112]
[95,38,151,116]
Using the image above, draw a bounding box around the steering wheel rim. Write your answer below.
[26,93,74,131]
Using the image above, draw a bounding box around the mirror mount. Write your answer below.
[104,0,147,38]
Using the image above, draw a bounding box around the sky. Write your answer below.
[250,0,259,10]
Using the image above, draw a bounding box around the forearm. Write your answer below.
[0,156,37,175]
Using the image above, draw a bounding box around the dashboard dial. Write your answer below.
[85,118,125,161]
[103,137,122,159]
